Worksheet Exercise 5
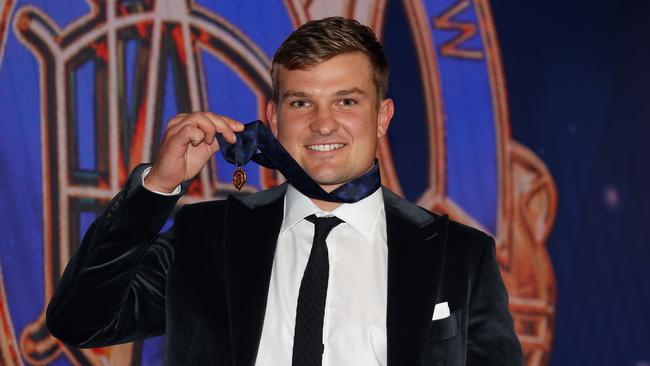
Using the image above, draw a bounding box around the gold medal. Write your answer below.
[232,166,247,191]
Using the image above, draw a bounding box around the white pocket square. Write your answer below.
[432,301,450,321]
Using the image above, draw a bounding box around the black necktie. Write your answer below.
[292,215,344,366]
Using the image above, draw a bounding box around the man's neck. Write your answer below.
[309,182,343,211]
[308,164,378,211]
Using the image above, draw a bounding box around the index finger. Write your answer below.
[204,112,245,132]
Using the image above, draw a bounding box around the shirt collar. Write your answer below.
[281,184,384,240]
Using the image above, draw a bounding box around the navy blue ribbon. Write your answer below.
[216,120,381,203]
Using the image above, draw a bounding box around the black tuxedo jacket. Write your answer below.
[47,165,523,365]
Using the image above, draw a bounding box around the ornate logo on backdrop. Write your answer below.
[4,0,556,364]
[13,0,271,364]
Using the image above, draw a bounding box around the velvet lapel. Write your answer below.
[383,188,449,366]
[223,184,287,366]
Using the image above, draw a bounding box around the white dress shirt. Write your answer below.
[255,185,388,366]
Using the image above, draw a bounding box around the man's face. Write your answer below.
[267,52,394,192]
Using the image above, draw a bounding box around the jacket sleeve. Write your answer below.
[46,164,184,348]
[467,235,524,365]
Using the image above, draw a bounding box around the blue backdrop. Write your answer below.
[492,0,650,363]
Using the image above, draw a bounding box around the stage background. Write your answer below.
[491,0,650,364]
[0,0,647,365]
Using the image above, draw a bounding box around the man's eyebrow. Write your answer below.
[280,88,368,100]
[281,90,310,100]
[333,88,367,97]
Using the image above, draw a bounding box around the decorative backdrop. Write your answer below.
[0,0,559,365]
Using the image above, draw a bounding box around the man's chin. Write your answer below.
[304,165,373,191]
[308,172,348,191]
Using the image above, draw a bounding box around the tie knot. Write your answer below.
[305,214,344,238]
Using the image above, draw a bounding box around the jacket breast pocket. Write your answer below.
[427,309,461,342]
[420,310,464,365]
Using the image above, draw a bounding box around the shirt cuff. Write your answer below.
[141,167,182,196]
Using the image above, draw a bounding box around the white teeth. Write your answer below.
[307,143,345,152]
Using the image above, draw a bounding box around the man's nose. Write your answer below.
[310,107,338,135]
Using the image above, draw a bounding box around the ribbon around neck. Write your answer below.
[215,120,381,203]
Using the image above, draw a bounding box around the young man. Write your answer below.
[47,17,523,365]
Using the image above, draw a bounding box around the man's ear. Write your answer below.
[377,98,394,138]
[266,100,279,136]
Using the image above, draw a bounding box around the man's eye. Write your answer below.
[290,100,310,108]
[340,98,356,106]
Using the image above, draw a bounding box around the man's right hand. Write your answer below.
[144,112,245,194]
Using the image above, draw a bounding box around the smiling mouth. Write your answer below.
[305,143,346,152]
